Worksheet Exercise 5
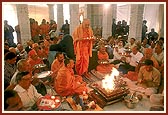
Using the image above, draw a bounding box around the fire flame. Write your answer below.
[102,67,119,92]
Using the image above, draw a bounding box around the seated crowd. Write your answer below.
[4,18,164,111]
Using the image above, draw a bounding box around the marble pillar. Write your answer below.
[111,4,117,22]
[16,4,31,47]
[69,4,79,35]
[48,4,54,21]
[158,4,164,38]
[57,4,64,34]
[102,5,113,39]
[129,4,144,42]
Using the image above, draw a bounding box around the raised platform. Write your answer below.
[89,80,129,108]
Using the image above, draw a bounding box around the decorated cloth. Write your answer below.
[96,51,115,74]
[54,66,87,97]
[73,24,94,75]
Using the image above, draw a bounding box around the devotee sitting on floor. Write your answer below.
[124,37,137,50]
[106,36,115,59]
[25,39,34,53]
[137,59,161,95]
[153,42,164,67]
[16,43,28,59]
[54,58,88,97]
[137,48,159,71]
[118,45,143,74]
[14,71,43,110]
[55,58,88,110]
[7,59,31,90]
[112,39,125,61]
[4,90,23,111]
[96,44,116,74]
[124,48,159,81]
[51,52,65,81]
[27,49,44,70]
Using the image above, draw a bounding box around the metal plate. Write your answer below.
[37,71,53,78]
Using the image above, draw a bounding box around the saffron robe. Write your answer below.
[55,66,87,96]
[51,59,64,79]
[27,49,44,70]
[73,24,94,75]
[96,51,115,74]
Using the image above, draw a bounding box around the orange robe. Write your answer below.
[43,39,50,58]
[96,51,115,74]
[30,23,39,38]
[39,24,50,36]
[51,59,64,79]
[27,49,44,70]
[55,66,87,96]
[73,24,94,75]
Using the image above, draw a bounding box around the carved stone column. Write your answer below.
[129,4,144,42]
[16,4,31,47]
[102,5,114,39]
[69,4,79,35]
[48,4,54,21]
[57,4,64,33]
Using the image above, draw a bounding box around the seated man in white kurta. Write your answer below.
[118,45,143,74]
[14,71,43,110]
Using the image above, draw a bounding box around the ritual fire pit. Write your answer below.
[88,68,129,108]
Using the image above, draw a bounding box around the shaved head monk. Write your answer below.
[73,19,94,75]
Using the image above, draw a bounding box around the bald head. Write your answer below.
[82,19,90,29]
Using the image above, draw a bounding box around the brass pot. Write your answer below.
[124,96,139,109]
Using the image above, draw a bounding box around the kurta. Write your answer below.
[73,24,94,75]
[14,84,42,110]
[96,51,115,74]
[55,66,87,96]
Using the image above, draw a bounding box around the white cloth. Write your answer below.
[14,84,43,110]
[126,52,143,67]
[113,47,125,60]
[10,69,19,85]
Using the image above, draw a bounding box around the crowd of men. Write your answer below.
[4,18,164,111]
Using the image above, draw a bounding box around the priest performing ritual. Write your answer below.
[73,18,95,75]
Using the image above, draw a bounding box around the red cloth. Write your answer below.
[123,71,138,81]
